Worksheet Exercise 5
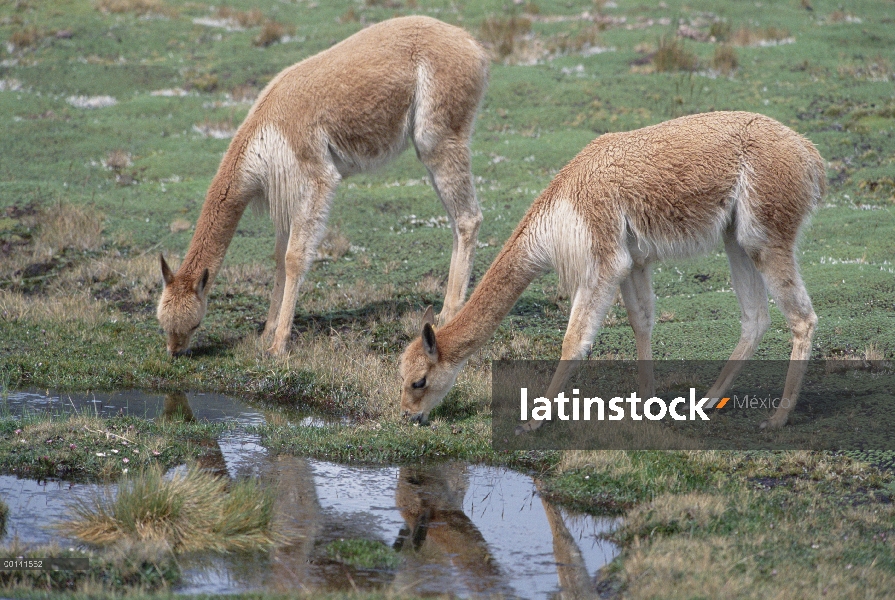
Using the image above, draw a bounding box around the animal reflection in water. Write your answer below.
[393,463,511,596]
[158,395,600,597]
[160,392,229,478]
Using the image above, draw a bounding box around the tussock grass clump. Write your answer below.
[708,20,732,42]
[253,20,294,47]
[215,6,264,28]
[94,0,177,17]
[61,464,280,553]
[479,15,532,61]
[7,25,43,50]
[711,44,738,75]
[547,24,605,56]
[730,25,791,46]
[653,35,699,72]
[315,226,351,262]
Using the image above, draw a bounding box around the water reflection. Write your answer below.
[0,390,618,598]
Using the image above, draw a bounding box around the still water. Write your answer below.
[0,389,618,598]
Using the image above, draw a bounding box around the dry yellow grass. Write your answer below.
[33,202,105,258]
[619,499,895,599]
[558,450,635,475]
[61,464,280,553]
[238,328,402,419]
[712,44,739,75]
[479,15,533,62]
[253,20,294,47]
[730,25,791,46]
[315,226,351,262]
[94,0,177,17]
[0,289,109,325]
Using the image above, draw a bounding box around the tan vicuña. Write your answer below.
[157,16,489,356]
[400,111,825,431]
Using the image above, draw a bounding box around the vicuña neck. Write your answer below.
[179,147,251,283]
[438,227,543,363]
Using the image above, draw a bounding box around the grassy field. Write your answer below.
[1,0,894,597]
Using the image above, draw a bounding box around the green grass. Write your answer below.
[325,539,402,570]
[1,0,894,597]
[0,542,179,593]
[0,411,231,481]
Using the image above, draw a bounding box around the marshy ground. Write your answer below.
[1,0,894,597]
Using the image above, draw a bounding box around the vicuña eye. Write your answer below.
[411,377,426,389]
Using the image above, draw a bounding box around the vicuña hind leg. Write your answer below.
[620,264,656,399]
[755,248,816,429]
[704,232,771,402]
[516,276,622,434]
[415,135,481,324]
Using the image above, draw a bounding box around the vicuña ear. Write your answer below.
[160,254,174,287]
[195,268,210,296]
[421,322,438,360]
[422,305,435,327]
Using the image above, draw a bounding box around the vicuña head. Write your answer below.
[400,111,825,430]
[399,306,466,423]
[157,254,209,356]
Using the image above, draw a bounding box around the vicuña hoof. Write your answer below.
[760,415,787,430]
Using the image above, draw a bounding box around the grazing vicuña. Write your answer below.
[400,111,825,431]
[158,16,489,356]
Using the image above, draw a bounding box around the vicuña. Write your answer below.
[157,16,489,356]
[400,111,825,431]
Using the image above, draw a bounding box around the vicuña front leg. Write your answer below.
[620,265,656,400]
[516,280,621,434]
[267,180,336,356]
[263,232,288,340]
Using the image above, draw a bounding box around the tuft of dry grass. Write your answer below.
[61,464,280,553]
[192,117,238,139]
[253,20,294,48]
[94,0,177,17]
[623,491,730,537]
[169,219,191,234]
[415,274,444,296]
[238,327,402,419]
[338,8,359,24]
[711,44,739,75]
[653,35,699,72]
[34,202,105,257]
[315,227,351,262]
[7,25,42,50]
[730,25,791,46]
[103,149,131,173]
[546,24,605,56]
[558,450,635,475]
[215,6,264,28]
[0,290,109,325]
[479,15,533,62]
[708,20,731,42]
